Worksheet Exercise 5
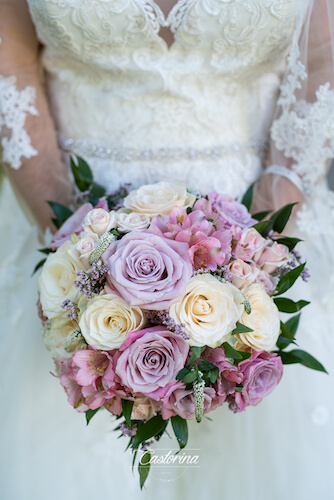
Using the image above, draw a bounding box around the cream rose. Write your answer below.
[123,181,196,218]
[169,274,244,348]
[83,208,117,236]
[75,232,99,269]
[43,317,80,360]
[38,241,85,319]
[236,283,280,352]
[79,294,146,350]
[131,397,161,421]
[116,212,150,233]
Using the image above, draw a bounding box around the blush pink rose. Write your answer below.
[103,231,193,310]
[254,242,290,274]
[115,327,189,399]
[161,381,224,420]
[229,259,255,288]
[233,228,266,261]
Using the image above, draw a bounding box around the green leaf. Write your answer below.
[186,346,206,367]
[90,182,106,199]
[48,201,73,225]
[182,370,198,384]
[275,263,306,296]
[251,220,271,235]
[270,203,298,234]
[138,451,151,490]
[241,183,254,211]
[285,314,301,337]
[191,346,206,357]
[222,342,252,363]
[32,258,46,275]
[176,367,191,380]
[274,236,303,252]
[121,399,134,426]
[197,359,217,372]
[235,384,244,393]
[278,350,328,373]
[71,156,93,192]
[209,368,219,384]
[231,322,254,336]
[38,248,55,255]
[171,415,188,450]
[85,408,100,425]
[276,335,297,350]
[252,210,272,221]
[132,415,168,450]
[274,298,310,314]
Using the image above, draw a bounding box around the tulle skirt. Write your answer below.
[1,178,333,500]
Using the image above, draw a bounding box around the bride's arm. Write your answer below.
[252,0,334,217]
[0,0,74,230]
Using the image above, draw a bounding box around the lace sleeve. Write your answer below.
[0,74,38,169]
[254,0,334,237]
[270,1,334,196]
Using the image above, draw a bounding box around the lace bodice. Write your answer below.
[24,0,309,195]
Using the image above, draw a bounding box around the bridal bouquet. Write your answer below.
[36,157,325,488]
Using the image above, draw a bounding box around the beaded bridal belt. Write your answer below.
[59,135,267,162]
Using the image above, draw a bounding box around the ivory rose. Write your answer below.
[75,232,99,269]
[38,240,86,319]
[123,181,196,218]
[83,208,117,236]
[43,317,79,360]
[236,283,280,351]
[169,274,244,348]
[116,212,150,233]
[79,294,146,350]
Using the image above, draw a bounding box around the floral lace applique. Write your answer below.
[0,76,38,170]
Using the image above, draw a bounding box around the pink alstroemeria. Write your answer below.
[186,233,226,270]
[73,348,115,391]
[57,359,88,413]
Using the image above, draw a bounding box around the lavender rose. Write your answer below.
[103,231,193,310]
[50,203,93,250]
[115,327,189,399]
[161,381,223,420]
[229,351,283,412]
[209,193,255,229]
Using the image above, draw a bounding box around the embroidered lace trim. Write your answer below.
[0,75,38,169]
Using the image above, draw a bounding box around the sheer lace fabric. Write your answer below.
[0,75,38,169]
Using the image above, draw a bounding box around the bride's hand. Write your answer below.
[0,0,74,231]
[251,173,304,231]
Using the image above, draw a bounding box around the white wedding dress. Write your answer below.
[1,1,334,499]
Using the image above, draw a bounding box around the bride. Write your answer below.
[1,0,334,498]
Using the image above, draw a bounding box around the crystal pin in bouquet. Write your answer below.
[36,157,326,488]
